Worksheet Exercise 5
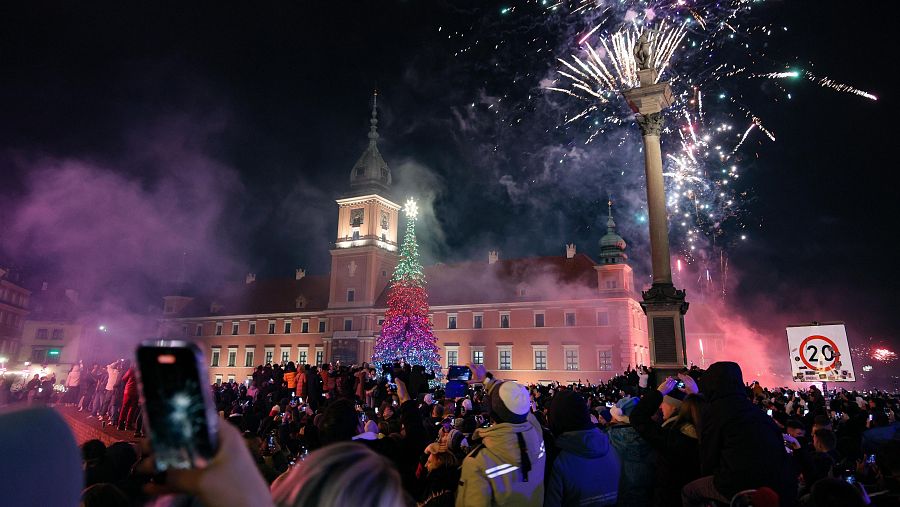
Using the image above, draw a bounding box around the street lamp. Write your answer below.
[621,33,689,374]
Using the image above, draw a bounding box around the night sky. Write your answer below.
[0,2,895,366]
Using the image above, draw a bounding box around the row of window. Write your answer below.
[34,328,65,340]
[443,310,610,330]
[189,308,622,339]
[0,310,22,330]
[30,347,61,364]
[210,346,325,368]
[0,288,28,308]
[190,319,328,337]
[444,346,615,372]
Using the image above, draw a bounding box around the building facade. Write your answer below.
[17,285,94,373]
[0,267,30,364]
[159,104,650,385]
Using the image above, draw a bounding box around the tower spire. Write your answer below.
[368,89,379,145]
[607,197,617,232]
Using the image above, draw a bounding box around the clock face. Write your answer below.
[350,208,364,227]
[380,211,389,230]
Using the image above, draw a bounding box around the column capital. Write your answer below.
[636,112,664,136]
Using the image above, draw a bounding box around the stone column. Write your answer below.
[636,112,672,285]
[622,69,689,372]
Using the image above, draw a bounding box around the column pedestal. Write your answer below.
[641,283,689,376]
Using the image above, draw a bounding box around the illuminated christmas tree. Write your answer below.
[372,198,441,374]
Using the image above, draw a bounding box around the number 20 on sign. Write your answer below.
[786,324,856,382]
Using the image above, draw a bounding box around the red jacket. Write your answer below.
[122,368,139,399]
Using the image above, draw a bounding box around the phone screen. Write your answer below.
[448,365,472,381]
[137,341,218,471]
[446,379,467,398]
[767,409,773,416]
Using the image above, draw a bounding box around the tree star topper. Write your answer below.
[404,198,419,219]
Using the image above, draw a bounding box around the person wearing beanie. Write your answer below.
[607,396,654,507]
[456,363,546,507]
[629,375,702,506]
[545,390,620,506]
[683,361,790,507]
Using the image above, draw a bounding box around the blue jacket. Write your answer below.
[607,424,654,507]
[545,428,620,506]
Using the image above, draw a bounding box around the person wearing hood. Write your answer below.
[629,374,702,506]
[544,389,620,506]
[607,396,654,507]
[682,361,792,507]
[456,363,546,507]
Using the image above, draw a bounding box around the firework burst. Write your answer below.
[443,0,877,281]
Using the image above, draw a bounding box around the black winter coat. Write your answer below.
[629,389,701,506]
[697,362,792,500]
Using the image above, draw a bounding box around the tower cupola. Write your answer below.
[599,200,628,264]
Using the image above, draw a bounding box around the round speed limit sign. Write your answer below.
[798,334,841,372]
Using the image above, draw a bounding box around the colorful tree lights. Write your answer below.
[372,198,441,374]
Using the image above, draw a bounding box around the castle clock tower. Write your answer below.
[327,92,400,363]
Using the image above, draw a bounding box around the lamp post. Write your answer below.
[622,34,689,375]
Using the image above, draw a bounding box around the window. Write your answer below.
[350,208,364,226]
[473,314,483,329]
[51,329,64,340]
[284,321,292,334]
[264,348,274,364]
[301,320,309,333]
[534,313,545,328]
[315,348,324,365]
[344,319,352,331]
[215,323,223,336]
[245,349,255,367]
[214,374,223,385]
[211,348,221,367]
[196,324,203,336]
[565,348,579,370]
[36,328,48,340]
[377,317,384,327]
[232,322,239,335]
[281,349,290,364]
[534,349,547,370]
[499,347,512,370]
[227,374,235,384]
[599,350,613,371]
[500,313,510,329]
[447,350,458,366]
[31,348,46,363]
[298,349,308,365]
[472,349,484,365]
[318,320,326,333]
[597,311,610,326]
[605,280,618,289]
[347,289,355,302]
[249,322,256,335]
[268,322,276,334]
[448,315,457,329]
[565,312,576,327]
[227,349,237,367]
[352,230,360,240]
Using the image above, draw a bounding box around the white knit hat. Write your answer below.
[491,381,530,424]
[462,398,473,412]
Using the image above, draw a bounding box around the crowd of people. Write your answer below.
[2,359,900,506]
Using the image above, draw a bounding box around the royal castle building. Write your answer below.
[158,103,650,384]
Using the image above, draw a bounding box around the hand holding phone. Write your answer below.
[137,340,219,471]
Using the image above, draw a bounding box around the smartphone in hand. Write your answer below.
[137,340,219,471]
